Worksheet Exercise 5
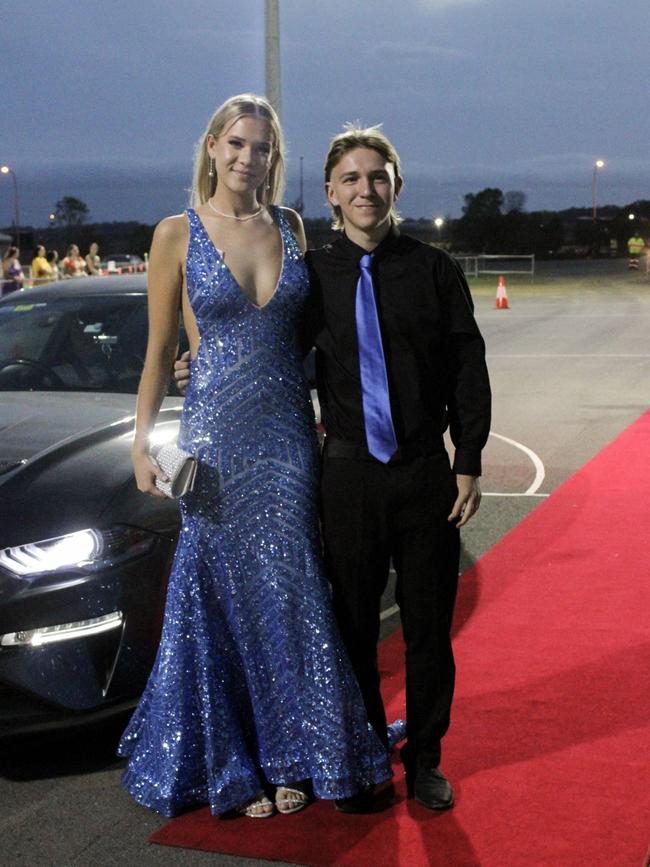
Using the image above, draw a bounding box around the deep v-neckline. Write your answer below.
[191,207,285,311]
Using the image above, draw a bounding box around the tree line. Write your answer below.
[447,188,650,256]
[14,191,650,260]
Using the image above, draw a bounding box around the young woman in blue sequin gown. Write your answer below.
[119,95,391,818]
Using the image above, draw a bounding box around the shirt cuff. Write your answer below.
[452,447,482,477]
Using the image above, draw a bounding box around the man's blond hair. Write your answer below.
[324,124,403,230]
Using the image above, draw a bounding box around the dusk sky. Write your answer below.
[2,0,648,227]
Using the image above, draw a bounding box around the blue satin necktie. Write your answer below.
[355,253,398,463]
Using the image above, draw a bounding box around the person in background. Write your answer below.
[61,244,85,277]
[31,245,53,284]
[2,247,24,295]
[627,232,645,270]
[85,242,101,275]
[47,249,60,281]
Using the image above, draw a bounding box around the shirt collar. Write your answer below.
[334,223,401,264]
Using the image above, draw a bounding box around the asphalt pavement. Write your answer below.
[2,259,648,867]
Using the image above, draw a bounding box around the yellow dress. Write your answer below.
[31,256,53,283]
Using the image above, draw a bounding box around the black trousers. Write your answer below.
[320,443,460,770]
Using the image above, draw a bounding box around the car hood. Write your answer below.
[0,392,183,547]
[0,392,139,469]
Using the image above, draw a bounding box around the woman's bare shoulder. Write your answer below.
[154,213,189,242]
[150,214,190,263]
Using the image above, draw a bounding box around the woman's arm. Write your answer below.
[132,215,187,497]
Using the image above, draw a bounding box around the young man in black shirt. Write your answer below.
[174,126,491,813]
[303,126,491,812]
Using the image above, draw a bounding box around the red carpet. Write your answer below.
[150,411,650,866]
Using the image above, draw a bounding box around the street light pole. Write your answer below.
[591,159,604,222]
[0,165,21,246]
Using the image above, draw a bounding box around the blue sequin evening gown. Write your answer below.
[118,207,391,816]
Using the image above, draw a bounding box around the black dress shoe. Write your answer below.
[334,783,394,814]
[413,766,454,810]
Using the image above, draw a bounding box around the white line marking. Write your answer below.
[483,492,550,498]
[379,434,547,618]
[488,432,546,496]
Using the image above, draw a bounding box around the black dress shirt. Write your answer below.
[301,226,491,477]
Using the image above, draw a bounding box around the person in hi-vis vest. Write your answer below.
[627,233,645,270]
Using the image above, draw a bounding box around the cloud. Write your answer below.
[501,154,650,182]
[371,40,466,61]
[417,0,484,9]
[401,153,650,198]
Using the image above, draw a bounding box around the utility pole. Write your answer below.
[265,0,281,120]
[0,166,21,247]
[591,159,604,222]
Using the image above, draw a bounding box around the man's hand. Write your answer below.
[173,350,191,396]
[448,474,481,528]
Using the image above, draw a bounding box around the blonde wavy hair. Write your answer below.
[190,94,285,208]
[324,124,403,230]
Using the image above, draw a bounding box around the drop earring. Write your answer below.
[208,157,215,178]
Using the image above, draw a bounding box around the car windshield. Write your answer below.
[0,294,148,393]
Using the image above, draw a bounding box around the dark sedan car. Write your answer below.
[0,274,184,736]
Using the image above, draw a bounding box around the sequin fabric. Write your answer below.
[118,207,392,817]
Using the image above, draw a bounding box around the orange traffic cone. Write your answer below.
[495,275,509,309]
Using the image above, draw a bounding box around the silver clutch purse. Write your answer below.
[151,443,198,499]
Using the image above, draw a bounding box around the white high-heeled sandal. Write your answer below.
[275,785,311,815]
[236,792,275,818]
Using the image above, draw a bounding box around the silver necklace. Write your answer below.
[207,198,263,222]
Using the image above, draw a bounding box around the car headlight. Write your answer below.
[0,526,156,578]
[1,611,124,647]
